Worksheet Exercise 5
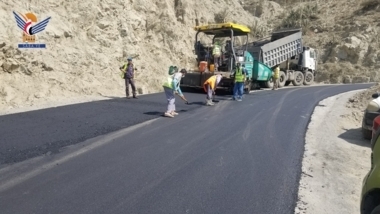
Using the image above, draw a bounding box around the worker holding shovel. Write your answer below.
[162,69,189,118]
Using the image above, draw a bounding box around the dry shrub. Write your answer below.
[214,8,230,23]
[278,4,319,33]
[360,0,380,12]
[249,20,268,38]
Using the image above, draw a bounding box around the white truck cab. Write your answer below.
[289,46,317,72]
[302,47,317,71]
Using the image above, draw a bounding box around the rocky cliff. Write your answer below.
[0,0,379,109]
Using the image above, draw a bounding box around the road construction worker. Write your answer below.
[203,74,223,106]
[162,69,189,118]
[272,65,280,90]
[233,63,247,101]
[120,57,138,99]
[212,41,222,72]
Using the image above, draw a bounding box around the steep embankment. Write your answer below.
[0,0,266,109]
[0,0,379,110]
[294,0,380,83]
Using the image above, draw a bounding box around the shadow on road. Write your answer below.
[338,128,371,148]
[143,111,164,116]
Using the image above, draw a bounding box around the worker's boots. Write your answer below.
[206,100,215,106]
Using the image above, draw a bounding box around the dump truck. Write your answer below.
[180,22,318,93]
[241,28,318,88]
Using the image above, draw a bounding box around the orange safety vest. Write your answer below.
[203,75,217,92]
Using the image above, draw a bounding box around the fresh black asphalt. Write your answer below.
[0,83,373,214]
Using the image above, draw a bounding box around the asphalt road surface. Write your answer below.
[0,83,373,214]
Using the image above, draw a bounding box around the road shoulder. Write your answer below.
[295,89,371,214]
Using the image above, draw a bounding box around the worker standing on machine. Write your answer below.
[272,65,280,90]
[203,74,223,106]
[233,62,246,101]
[212,41,222,72]
[162,69,189,118]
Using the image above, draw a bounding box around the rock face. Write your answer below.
[0,0,379,108]
[0,0,262,107]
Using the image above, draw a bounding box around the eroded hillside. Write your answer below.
[0,0,379,109]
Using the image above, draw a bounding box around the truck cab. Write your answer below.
[290,47,318,72]
[302,47,317,72]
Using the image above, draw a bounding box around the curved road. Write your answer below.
[0,83,373,214]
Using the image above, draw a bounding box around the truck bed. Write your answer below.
[246,28,303,68]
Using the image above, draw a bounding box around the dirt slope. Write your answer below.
[345,83,380,123]
[0,0,379,109]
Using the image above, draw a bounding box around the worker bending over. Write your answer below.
[272,65,280,90]
[162,69,189,118]
[203,74,223,106]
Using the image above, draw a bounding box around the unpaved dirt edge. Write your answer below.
[294,89,371,214]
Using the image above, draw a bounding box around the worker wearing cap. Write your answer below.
[212,41,221,72]
[162,69,189,118]
[203,74,223,106]
[272,65,280,90]
[120,57,138,99]
[233,62,247,101]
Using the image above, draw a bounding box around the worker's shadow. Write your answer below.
[144,110,188,117]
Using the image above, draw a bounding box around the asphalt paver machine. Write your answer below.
[180,22,263,94]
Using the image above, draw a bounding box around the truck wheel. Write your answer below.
[265,79,274,88]
[278,71,286,88]
[303,71,314,85]
[362,127,372,140]
[244,83,251,94]
[292,71,304,86]
[371,205,380,214]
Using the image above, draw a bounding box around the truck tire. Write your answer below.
[265,79,274,88]
[292,71,304,86]
[244,82,251,94]
[371,205,380,214]
[362,127,372,140]
[303,71,314,85]
[250,82,260,90]
[278,71,286,88]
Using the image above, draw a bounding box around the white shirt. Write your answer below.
[216,74,222,85]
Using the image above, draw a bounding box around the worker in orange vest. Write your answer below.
[203,74,223,106]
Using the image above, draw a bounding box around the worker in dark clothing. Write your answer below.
[120,57,138,99]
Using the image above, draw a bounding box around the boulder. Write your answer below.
[352,76,370,83]
[343,75,352,84]
[1,59,20,73]
[41,63,54,71]
[335,36,369,63]
[97,20,110,30]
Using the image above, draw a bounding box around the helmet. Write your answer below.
[127,57,132,61]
